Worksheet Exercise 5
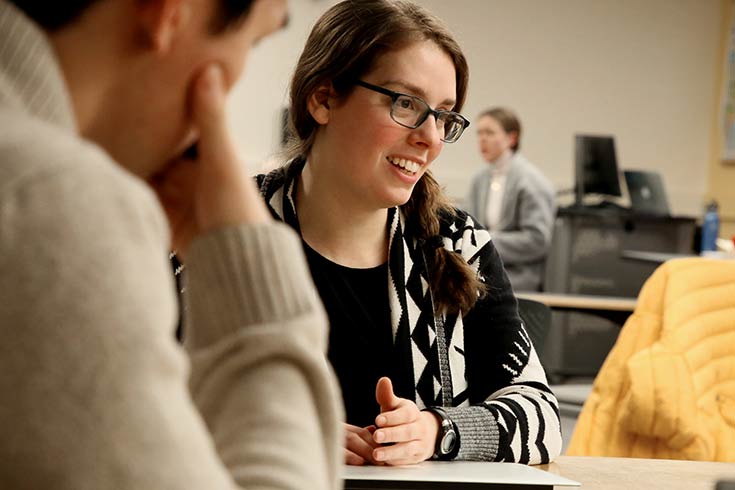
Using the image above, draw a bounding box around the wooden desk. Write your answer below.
[621,249,695,264]
[518,293,637,381]
[540,456,735,490]
[517,293,637,312]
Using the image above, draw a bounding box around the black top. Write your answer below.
[302,241,397,428]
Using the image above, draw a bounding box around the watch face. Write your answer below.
[440,430,456,454]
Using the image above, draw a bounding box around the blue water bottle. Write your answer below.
[700,200,720,253]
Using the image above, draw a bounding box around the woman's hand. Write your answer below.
[150,64,270,257]
[344,423,381,466]
[371,377,439,465]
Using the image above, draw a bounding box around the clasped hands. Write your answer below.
[345,377,440,466]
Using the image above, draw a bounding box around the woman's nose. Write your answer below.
[409,115,442,148]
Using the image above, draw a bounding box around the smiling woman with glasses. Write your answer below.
[256,0,562,468]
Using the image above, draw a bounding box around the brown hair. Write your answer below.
[479,107,522,152]
[288,0,485,314]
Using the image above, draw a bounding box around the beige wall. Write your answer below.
[230,0,724,218]
[709,0,735,239]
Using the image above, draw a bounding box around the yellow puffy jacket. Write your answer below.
[567,257,735,461]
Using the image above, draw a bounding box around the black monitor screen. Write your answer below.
[575,134,622,198]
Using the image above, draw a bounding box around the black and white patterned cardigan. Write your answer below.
[257,159,562,463]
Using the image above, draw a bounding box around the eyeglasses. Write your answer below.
[355,80,470,144]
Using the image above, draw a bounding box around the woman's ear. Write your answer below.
[307,82,335,125]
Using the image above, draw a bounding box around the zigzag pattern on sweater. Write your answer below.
[257,159,562,463]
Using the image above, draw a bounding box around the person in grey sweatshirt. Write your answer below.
[0,1,342,488]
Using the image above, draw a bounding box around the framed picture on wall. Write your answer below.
[722,0,735,164]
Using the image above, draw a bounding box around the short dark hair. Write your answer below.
[10,0,255,33]
[211,0,257,32]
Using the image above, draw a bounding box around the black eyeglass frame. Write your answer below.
[355,80,470,143]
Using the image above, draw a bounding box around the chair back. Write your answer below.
[517,297,552,355]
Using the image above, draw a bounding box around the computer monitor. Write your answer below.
[574,134,622,204]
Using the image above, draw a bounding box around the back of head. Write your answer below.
[7,0,265,178]
[9,0,255,33]
[288,0,468,158]
[7,1,98,30]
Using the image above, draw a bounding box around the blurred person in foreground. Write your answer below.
[0,0,342,488]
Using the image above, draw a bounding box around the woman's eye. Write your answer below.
[398,98,414,110]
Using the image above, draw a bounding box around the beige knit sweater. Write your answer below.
[0,2,342,489]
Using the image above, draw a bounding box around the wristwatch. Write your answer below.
[424,406,460,460]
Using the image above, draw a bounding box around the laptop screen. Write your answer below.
[624,170,670,216]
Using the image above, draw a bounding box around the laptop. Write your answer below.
[344,461,580,489]
[623,170,670,216]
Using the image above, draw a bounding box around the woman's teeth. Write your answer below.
[388,157,420,175]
